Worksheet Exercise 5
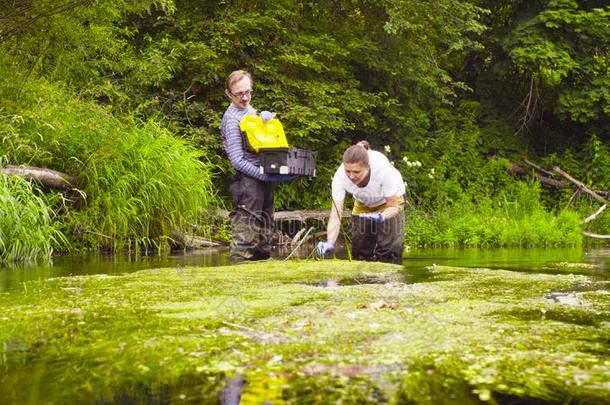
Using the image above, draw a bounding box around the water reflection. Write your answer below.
[406,247,586,270]
[403,247,610,282]
[0,248,230,292]
[1,246,608,292]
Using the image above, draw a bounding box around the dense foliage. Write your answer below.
[0,0,608,259]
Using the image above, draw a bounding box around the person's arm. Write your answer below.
[223,118,268,181]
[326,199,344,245]
[316,169,346,255]
[380,196,400,220]
[224,117,297,182]
[357,196,400,223]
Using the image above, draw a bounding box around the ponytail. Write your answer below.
[355,140,370,150]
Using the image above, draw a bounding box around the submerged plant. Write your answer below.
[0,260,607,403]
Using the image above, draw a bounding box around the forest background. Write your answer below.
[0,0,608,262]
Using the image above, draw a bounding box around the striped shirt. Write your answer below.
[220,104,269,181]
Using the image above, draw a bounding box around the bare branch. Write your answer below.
[514,76,541,136]
[553,166,610,205]
[580,204,607,225]
[582,232,610,240]
[211,208,351,221]
[523,158,557,179]
[566,189,579,208]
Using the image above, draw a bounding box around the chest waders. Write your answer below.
[228,172,274,263]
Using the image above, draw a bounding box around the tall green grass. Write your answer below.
[0,174,67,263]
[72,120,217,252]
[406,181,583,248]
[0,56,217,253]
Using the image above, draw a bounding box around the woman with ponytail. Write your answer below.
[316,141,406,264]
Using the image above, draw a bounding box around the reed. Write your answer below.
[71,119,217,251]
[0,174,67,262]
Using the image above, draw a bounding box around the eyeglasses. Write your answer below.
[229,89,254,98]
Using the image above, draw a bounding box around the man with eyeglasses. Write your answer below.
[220,69,296,263]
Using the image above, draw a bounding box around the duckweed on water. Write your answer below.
[0,260,608,403]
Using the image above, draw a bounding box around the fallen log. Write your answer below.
[213,209,351,221]
[594,190,610,199]
[274,209,352,221]
[547,166,610,241]
[183,234,222,248]
[2,165,79,190]
[509,161,609,198]
[523,158,557,179]
[507,163,565,188]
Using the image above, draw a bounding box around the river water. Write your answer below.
[0,246,608,404]
[1,246,608,292]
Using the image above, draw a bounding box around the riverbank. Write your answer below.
[0,258,608,403]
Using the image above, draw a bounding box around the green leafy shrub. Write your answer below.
[1,0,607,249]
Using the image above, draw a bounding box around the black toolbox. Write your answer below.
[259,147,317,176]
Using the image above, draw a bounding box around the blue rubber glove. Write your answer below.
[260,110,275,123]
[266,174,299,183]
[358,212,385,223]
[316,241,334,255]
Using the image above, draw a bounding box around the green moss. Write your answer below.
[0,260,608,403]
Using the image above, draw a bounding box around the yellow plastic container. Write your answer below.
[239,115,289,152]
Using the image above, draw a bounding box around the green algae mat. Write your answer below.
[0,260,608,404]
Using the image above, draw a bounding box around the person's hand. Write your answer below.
[266,174,299,183]
[358,212,385,223]
[260,110,275,123]
[316,241,334,255]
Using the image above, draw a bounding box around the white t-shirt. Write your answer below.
[331,150,406,207]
